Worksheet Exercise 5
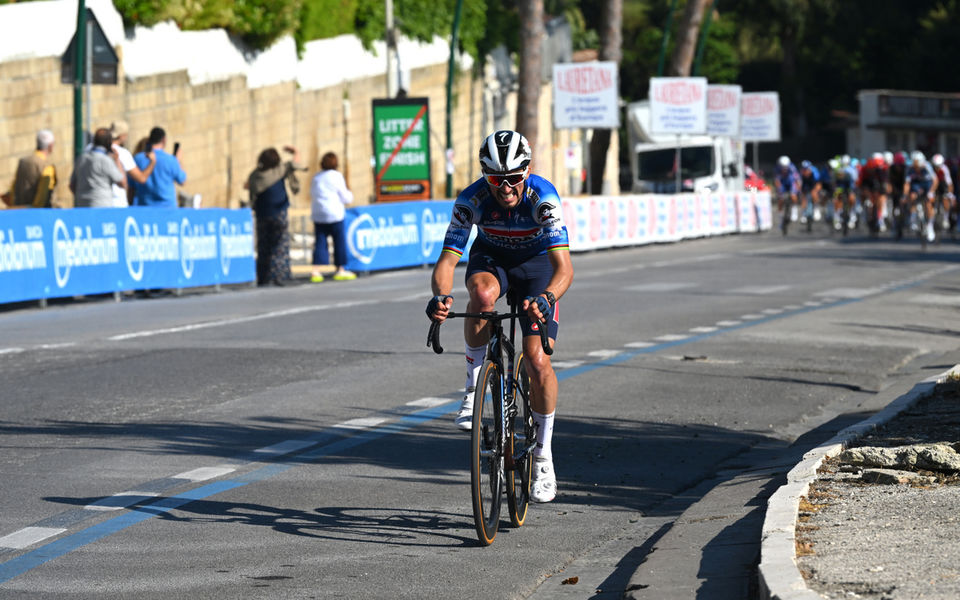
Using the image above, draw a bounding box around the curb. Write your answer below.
[757,365,959,600]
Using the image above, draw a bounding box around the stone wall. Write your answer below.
[1,49,617,210]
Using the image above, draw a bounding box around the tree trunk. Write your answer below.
[589,0,622,194]
[516,0,543,162]
[668,0,710,76]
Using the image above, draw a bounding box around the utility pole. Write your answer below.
[445,0,464,198]
[73,0,87,158]
[385,0,398,97]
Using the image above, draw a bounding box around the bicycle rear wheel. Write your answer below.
[507,353,533,528]
[471,359,503,545]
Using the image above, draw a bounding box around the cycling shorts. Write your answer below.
[466,245,560,340]
[910,181,932,196]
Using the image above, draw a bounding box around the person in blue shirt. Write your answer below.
[799,160,822,225]
[775,155,801,233]
[131,126,186,207]
[427,130,573,503]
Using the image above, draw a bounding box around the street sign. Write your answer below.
[707,84,741,137]
[741,92,781,142]
[372,97,432,202]
[61,8,118,85]
[553,62,620,129]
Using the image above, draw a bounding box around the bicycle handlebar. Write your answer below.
[427,311,553,356]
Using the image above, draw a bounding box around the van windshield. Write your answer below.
[637,146,715,181]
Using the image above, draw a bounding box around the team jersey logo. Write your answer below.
[454,205,473,225]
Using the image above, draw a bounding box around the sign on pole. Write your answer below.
[372,97,432,202]
[707,84,741,137]
[648,77,708,135]
[740,92,780,142]
[553,62,620,129]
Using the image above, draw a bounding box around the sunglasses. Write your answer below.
[484,170,527,188]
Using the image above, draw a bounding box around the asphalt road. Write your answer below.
[2,227,960,599]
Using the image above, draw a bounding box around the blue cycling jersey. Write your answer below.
[801,166,820,193]
[442,174,570,262]
[775,164,800,194]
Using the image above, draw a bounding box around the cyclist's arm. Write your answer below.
[523,248,573,324]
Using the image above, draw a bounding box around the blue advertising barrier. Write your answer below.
[0,208,255,304]
[343,200,472,272]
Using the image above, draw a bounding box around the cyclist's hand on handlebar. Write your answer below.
[426,295,453,322]
[523,295,552,323]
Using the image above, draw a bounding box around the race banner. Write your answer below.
[648,77,708,135]
[0,208,254,304]
[707,84,742,137]
[553,62,620,129]
[741,92,781,142]
[372,97,432,202]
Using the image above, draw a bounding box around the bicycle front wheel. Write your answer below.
[507,352,533,528]
[471,359,503,545]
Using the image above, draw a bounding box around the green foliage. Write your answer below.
[296,0,358,51]
[112,0,170,26]
[229,0,302,47]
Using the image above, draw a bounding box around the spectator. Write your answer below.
[247,145,305,286]
[131,126,185,207]
[109,120,155,207]
[309,152,356,282]
[70,127,126,208]
[6,129,57,208]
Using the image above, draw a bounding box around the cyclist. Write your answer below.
[931,153,954,234]
[905,151,939,243]
[889,151,908,238]
[775,155,801,233]
[426,130,574,503]
[858,152,889,232]
[831,156,857,230]
[798,160,822,226]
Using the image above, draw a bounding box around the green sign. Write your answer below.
[372,98,431,201]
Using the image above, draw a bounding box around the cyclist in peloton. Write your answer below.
[905,151,939,243]
[426,130,574,503]
[931,153,954,233]
[888,151,907,238]
[775,156,801,232]
[798,160,822,225]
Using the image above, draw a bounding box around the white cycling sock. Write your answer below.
[464,343,486,392]
[532,410,555,461]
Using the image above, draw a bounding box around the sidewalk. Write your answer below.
[760,364,960,599]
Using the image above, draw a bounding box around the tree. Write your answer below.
[588,0,622,194]
[516,0,544,159]
[668,0,710,76]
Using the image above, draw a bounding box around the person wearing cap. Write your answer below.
[5,129,57,208]
[109,120,155,207]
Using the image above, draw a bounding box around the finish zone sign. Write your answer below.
[372,97,432,202]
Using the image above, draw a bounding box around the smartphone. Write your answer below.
[173,142,180,156]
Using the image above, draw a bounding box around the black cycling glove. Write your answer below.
[426,295,452,319]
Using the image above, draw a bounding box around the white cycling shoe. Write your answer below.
[454,389,473,431]
[531,457,557,503]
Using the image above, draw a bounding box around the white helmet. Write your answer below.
[777,155,790,168]
[841,154,851,167]
[911,151,926,165]
[932,153,944,167]
[883,151,894,166]
[479,130,532,173]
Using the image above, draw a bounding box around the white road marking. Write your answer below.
[334,417,388,430]
[253,440,316,455]
[0,347,25,355]
[85,491,160,512]
[689,326,718,333]
[908,294,960,307]
[37,342,77,350]
[804,301,822,307]
[624,282,697,292]
[587,350,622,358]
[0,527,66,549]
[406,397,451,407]
[716,320,742,327]
[728,285,791,295]
[762,308,784,315]
[108,300,376,341]
[173,466,237,482]
[783,305,802,310]
[654,334,689,342]
[740,314,764,320]
[624,342,655,348]
[551,360,585,369]
[815,288,875,299]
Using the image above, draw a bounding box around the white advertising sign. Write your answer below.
[707,84,741,137]
[648,77,708,135]
[553,62,620,129]
[740,92,781,141]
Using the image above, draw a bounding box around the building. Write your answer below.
[857,89,960,158]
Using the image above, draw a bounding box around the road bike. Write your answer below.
[428,297,552,545]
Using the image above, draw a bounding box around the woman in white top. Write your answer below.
[310,152,355,282]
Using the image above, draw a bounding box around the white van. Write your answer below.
[626,100,741,194]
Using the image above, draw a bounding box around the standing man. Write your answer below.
[131,126,185,207]
[9,129,57,208]
[426,130,574,503]
[109,120,155,207]
[70,127,127,207]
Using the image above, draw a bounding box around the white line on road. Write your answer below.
[624,282,697,292]
[716,320,742,327]
[552,360,585,369]
[740,314,764,320]
[728,285,791,295]
[253,440,316,456]
[624,341,655,348]
[107,300,376,341]
[406,397,451,408]
[0,527,66,549]
[334,417,389,430]
[654,334,690,342]
[173,466,237,482]
[689,326,718,333]
[0,347,25,355]
[37,342,77,350]
[762,308,784,315]
[85,492,160,512]
[587,350,622,358]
